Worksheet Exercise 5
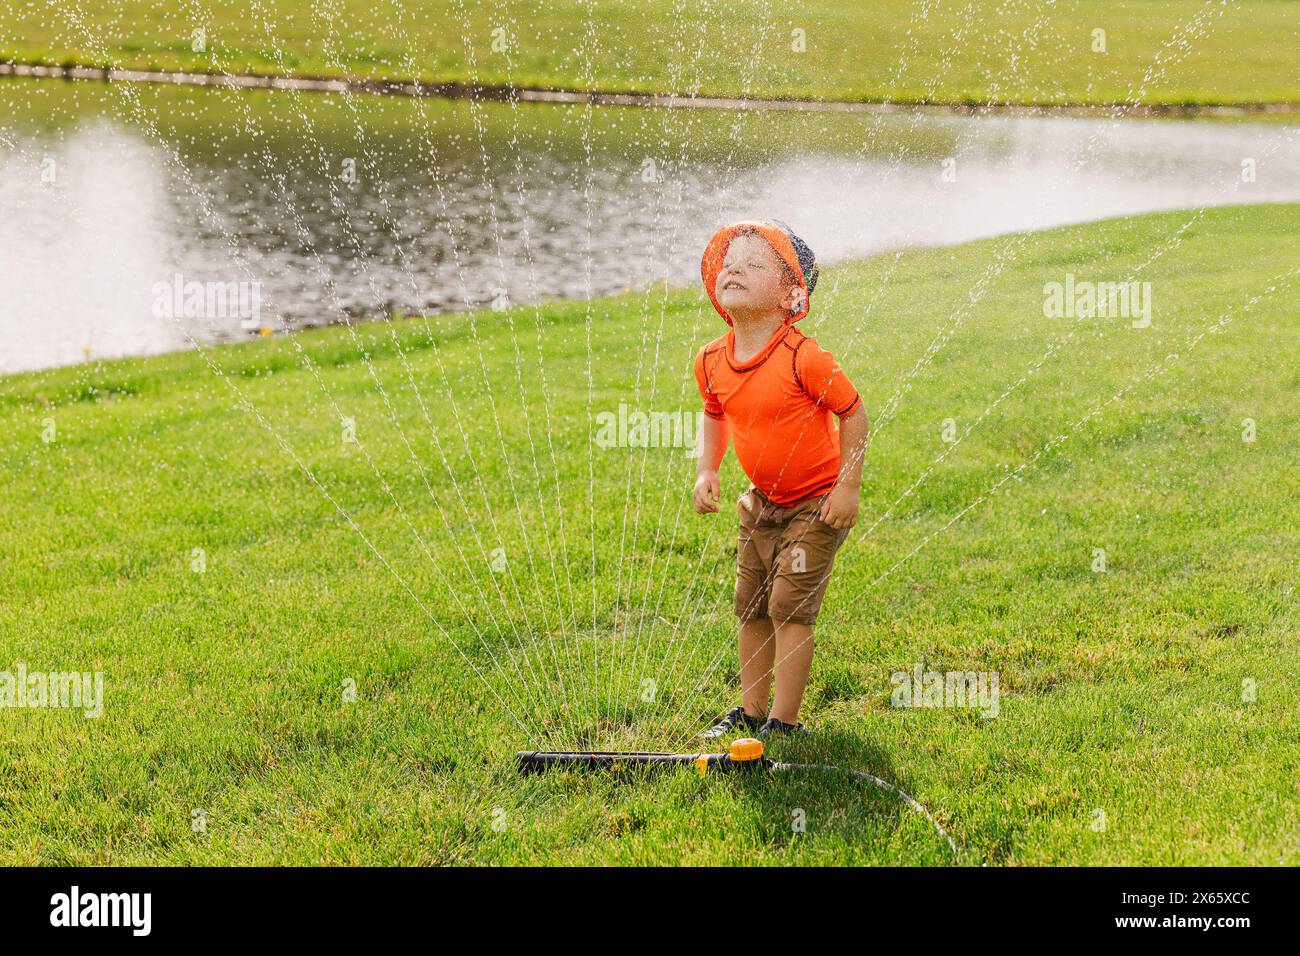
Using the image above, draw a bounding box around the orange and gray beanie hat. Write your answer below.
[700,219,820,326]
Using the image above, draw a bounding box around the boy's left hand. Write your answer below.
[818,483,859,529]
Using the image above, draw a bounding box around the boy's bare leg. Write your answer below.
[738,617,775,718]
[770,621,814,724]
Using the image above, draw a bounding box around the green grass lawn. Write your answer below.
[3,0,1298,106]
[1,204,1297,865]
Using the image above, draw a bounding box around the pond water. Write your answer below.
[1,76,1296,374]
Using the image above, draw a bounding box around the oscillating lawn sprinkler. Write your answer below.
[516,736,958,856]
[517,737,769,776]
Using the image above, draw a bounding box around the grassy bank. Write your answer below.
[1,204,1297,864]
[3,1,1298,107]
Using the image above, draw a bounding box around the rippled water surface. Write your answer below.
[1,77,1296,373]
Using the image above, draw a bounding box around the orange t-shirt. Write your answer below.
[694,324,861,506]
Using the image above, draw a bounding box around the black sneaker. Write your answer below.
[701,706,764,740]
[757,716,806,737]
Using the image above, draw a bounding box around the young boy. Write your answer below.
[692,220,868,738]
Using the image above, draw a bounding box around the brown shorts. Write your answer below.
[734,487,849,626]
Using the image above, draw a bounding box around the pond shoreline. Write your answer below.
[4,61,1297,118]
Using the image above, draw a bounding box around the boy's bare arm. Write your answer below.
[693,415,730,514]
[819,405,869,528]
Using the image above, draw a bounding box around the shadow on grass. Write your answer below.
[500,725,964,863]
[722,727,960,864]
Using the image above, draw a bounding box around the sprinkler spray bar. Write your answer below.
[517,737,770,775]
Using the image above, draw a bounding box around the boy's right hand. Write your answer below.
[693,471,721,514]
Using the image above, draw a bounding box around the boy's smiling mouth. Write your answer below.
[722,279,746,290]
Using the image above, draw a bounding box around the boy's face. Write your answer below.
[715,233,800,320]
